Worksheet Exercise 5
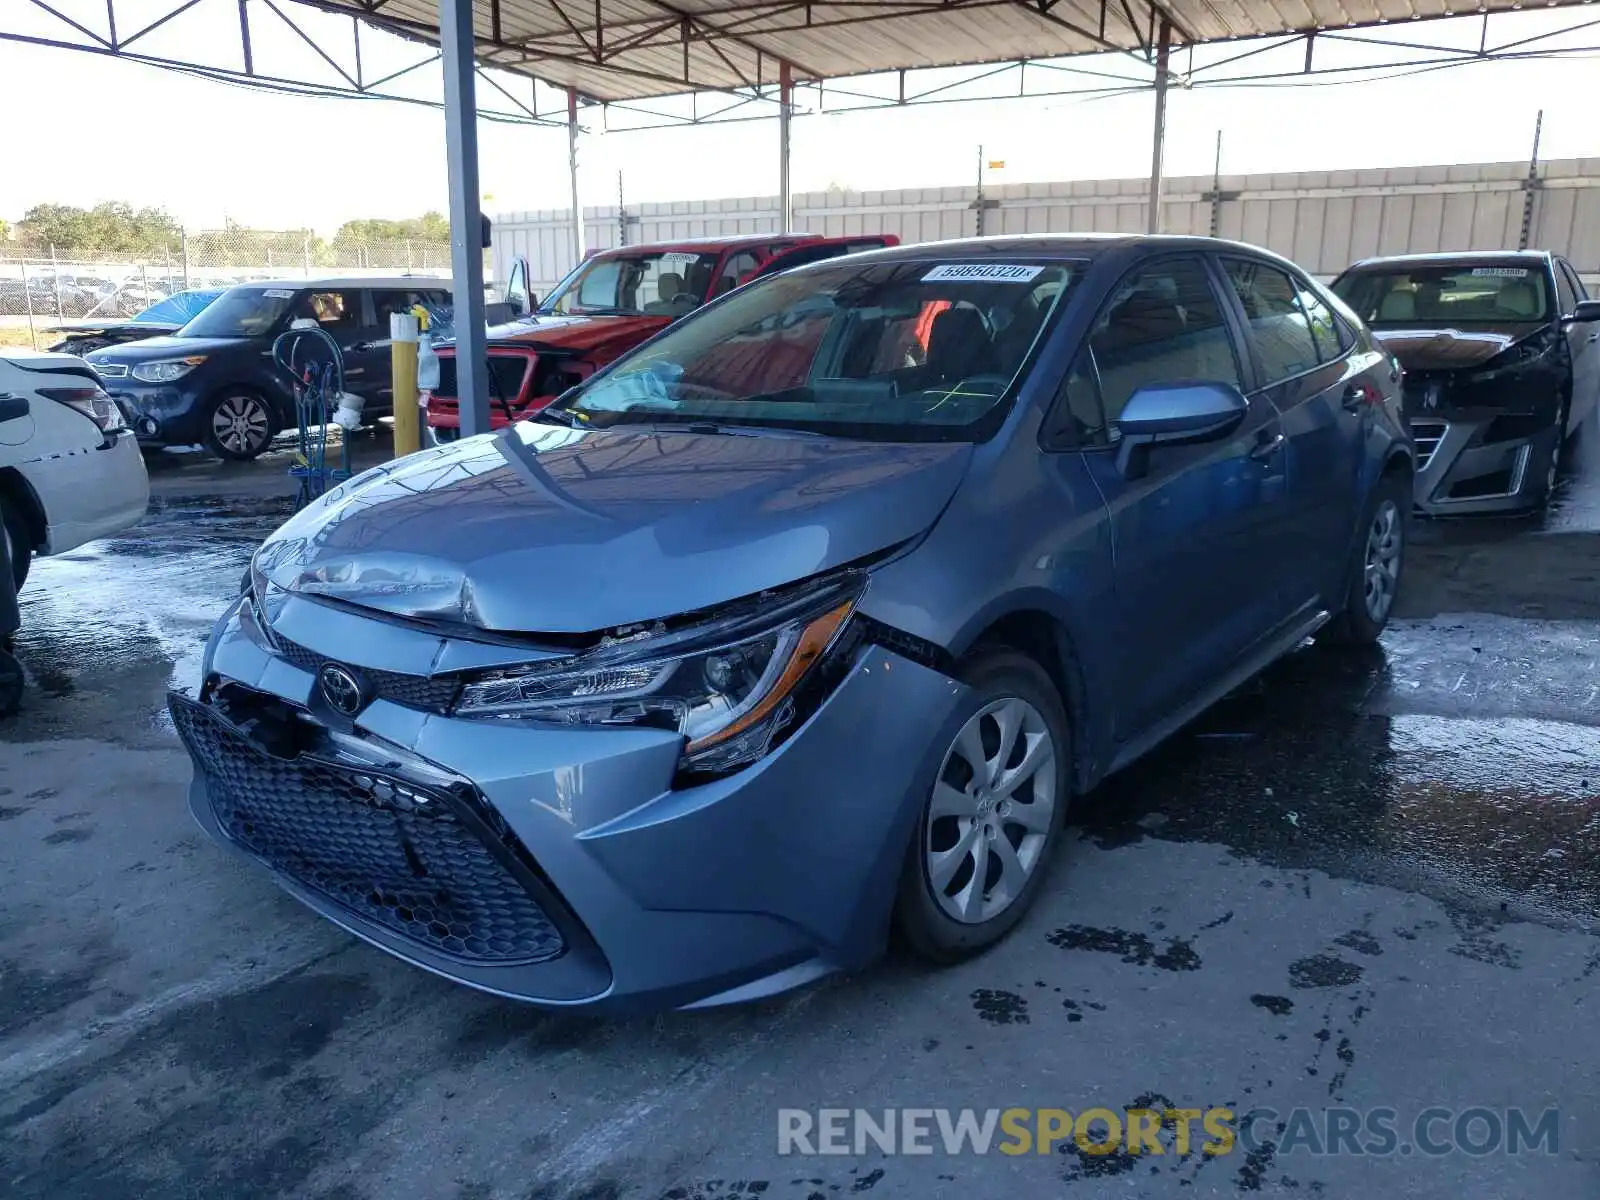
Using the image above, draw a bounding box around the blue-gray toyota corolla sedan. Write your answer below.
[171,236,1413,1014]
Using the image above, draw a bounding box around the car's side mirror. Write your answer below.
[1564,299,1600,324]
[1114,381,1248,478]
[0,395,29,423]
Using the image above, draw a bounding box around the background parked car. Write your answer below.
[87,276,451,460]
[424,233,897,440]
[47,289,226,357]
[1332,250,1600,513]
[0,350,149,589]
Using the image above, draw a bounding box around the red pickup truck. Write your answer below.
[424,232,898,440]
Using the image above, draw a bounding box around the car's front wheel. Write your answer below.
[0,496,31,591]
[203,390,275,461]
[895,649,1071,963]
[1323,472,1409,646]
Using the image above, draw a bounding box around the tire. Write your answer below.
[1322,472,1409,647]
[0,496,31,592]
[1548,395,1574,483]
[894,648,1072,964]
[202,390,275,461]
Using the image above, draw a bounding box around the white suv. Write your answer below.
[0,351,150,587]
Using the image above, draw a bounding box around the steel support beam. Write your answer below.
[568,86,585,263]
[778,61,794,232]
[1146,15,1170,235]
[440,0,490,439]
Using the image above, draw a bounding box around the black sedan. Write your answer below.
[1332,251,1600,514]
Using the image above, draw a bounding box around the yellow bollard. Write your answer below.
[389,310,420,458]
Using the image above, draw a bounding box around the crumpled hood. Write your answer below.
[253,423,973,634]
[452,312,672,362]
[1371,325,1538,372]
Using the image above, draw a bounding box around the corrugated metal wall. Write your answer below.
[493,157,1600,293]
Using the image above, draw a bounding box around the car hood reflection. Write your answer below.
[252,422,974,634]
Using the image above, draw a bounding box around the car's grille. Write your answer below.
[1411,420,1447,471]
[95,363,129,378]
[273,634,462,713]
[171,695,566,965]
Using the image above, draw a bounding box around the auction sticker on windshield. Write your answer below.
[922,264,1044,283]
[660,252,700,266]
[263,289,296,298]
[1469,268,1530,278]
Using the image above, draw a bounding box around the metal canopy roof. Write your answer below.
[303,0,1597,103]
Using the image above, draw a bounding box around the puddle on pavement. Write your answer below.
[1,495,292,747]
[1076,624,1600,926]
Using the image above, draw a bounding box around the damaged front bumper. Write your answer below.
[1403,364,1565,515]
[171,592,966,1014]
[1409,409,1560,515]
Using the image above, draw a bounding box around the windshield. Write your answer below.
[540,251,717,317]
[176,285,298,338]
[553,259,1079,441]
[1333,264,1552,325]
[136,289,222,325]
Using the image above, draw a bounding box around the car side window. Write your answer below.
[298,290,361,334]
[370,289,441,328]
[1041,350,1109,450]
[714,252,762,297]
[1292,276,1344,360]
[1564,261,1591,301]
[1555,263,1579,316]
[1222,260,1323,384]
[1087,257,1242,424]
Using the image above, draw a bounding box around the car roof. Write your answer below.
[590,233,818,258]
[770,233,1310,269]
[231,275,453,290]
[1344,250,1553,271]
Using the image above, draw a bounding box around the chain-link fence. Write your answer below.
[0,228,453,325]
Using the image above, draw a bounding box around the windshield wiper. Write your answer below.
[532,406,584,427]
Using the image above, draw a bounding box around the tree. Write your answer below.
[332,212,450,245]
[14,202,181,256]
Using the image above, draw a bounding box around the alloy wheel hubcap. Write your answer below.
[1362,500,1402,623]
[213,396,269,454]
[925,696,1057,925]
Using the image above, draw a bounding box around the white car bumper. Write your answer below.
[23,431,150,555]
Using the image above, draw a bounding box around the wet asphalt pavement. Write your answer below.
[2,434,1599,1199]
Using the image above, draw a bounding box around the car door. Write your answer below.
[334,289,402,412]
[1061,254,1291,740]
[1218,256,1367,614]
[1557,259,1599,425]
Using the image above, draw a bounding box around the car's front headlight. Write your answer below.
[455,572,866,776]
[132,356,206,383]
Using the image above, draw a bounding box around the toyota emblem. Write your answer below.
[318,663,367,716]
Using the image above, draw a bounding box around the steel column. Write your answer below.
[567,86,585,263]
[440,0,490,439]
[1146,16,1171,235]
[778,61,794,231]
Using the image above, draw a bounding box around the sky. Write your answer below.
[2,1,1599,234]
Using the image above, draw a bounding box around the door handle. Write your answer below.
[1340,384,1365,412]
[1249,431,1286,461]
